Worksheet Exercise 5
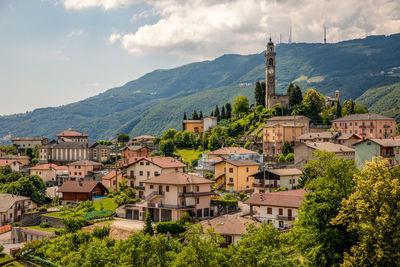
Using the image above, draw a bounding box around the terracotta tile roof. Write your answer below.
[267,115,310,121]
[11,137,46,141]
[56,130,88,137]
[265,122,304,128]
[224,159,260,167]
[126,157,186,168]
[359,138,400,147]
[42,141,108,149]
[30,164,68,170]
[102,171,123,180]
[301,142,355,152]
[68,160,102,166]
[334,133,361,140]
[122,145,151,151]
[58,181,106,193]
[244,189,307,208]
[0,155,30,160]
[201,216,260,235]
[0,160,21,167]
[207,147,258,155]
[183,120,203,123]
[21,228,57,238]
[267,168,303,176]
[0,194,33,212]
[144,172,213,185]
[299,132,338,140]
[333,113,395,122]
[132,135,155,140]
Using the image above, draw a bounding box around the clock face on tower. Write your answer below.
[268,68,274,75]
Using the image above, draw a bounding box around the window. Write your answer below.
[279,208,283,215]
[355,130,358,134]
[370,122,373,126]
[166,186,169,192]
[370,129,373,134]
[350,122,352,126]
[74,172,77,175]
[146,162,150,165]
[335,123,337,127]
[130,171,134,178]
[154,171,159,176]
[355,122,358,126]
[139,182,143,187]
[139,171,143,176]
[204,208,209,217]
[79,172,81,175]
[391,129,393,133]
[246,167,249,172]
[113,181,116,185]
[196,186,200,192]
[279,221,284,228]
[147,171,150,177]
[246,177,249,182]
[150,185,154,189]
[350,130,352,134]
[229,178,234,183]
[196,198,200,204]
[140,162,144,165]
[267,207,272,214]
[229,168,234,173]
[380,129,382,133]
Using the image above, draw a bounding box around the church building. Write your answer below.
[265,38,289,109]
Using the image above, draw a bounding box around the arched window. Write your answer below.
[268,58,273,66]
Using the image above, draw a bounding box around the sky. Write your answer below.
[0,0,399,115]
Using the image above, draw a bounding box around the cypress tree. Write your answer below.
[143,211,154,236]
[199,110,203,119]
[261,82,266,107]
[254,81,264,107]
[225,103,232,119]
[210,111,214,117]
[183,112,187,120]
[192,110,199,120]
[336,103,342,118]
[214,105,220,120]
[221,105,226,119]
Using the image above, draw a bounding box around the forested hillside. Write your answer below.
[1,33,400,141]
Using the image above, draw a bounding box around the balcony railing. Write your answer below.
[147,203,196,209]
[145,191,164,201]
[178,191,216,197]
[253,182,278,188]
[359,125,366,128]
[383,125,390,128]
[381,153,394,158]
[134,186,145,190]
[276,215,295,221]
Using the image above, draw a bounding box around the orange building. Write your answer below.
[121,146,152,164]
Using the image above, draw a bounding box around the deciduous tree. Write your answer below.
[233,96,249,116]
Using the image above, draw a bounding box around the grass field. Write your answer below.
[175,149,209,164]
[47,197,118,219]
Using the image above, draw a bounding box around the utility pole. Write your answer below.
[324,25,327,44]
[288,25,292,44]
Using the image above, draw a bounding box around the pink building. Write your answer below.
[332,113,396,139]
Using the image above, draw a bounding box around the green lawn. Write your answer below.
[46,197,118,219]
[24,225,59,233]
[0,253,12,263]
[176,149,209,164]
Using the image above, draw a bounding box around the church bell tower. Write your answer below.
[265,38,276,109]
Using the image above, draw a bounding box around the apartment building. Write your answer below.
[250,168,302,193]
[355,138,400,170]
[121,146,152,164]
[0,194,37,226]
[29,164,68,183]
[294,142,355,166]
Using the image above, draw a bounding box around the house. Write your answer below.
[197,147,262,177]
[214,159,260,192]
[11,137,48,153]
[183,117,218,133]
[101,171,126,191]
[0,160,22,172]
[56,130,88,142]
[39,140,110,165]
[245,189,306,229]
[263,116,310,159]
[29,164,68,183]
[250,168,302,193]
[354,139,400,170]
[57,180,108,204]
[68,160,102,180]
[0,155,30,166]
[332,133,362,147]
[332,113,397,139]
[0,194,37,226]
[124,157,186,198]
[201,216,260,246]
[121,146,152,164]
[294,142,355,166]
[131,135,157,150]
[125,172,214,222]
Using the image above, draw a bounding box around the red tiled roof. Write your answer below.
[207,147,258,155]
[11,137,46,141]
[56,130,88,137]
[30,164,68,170]
[102,171,123,180]
[68,160,102,166]
[58,181,106,193]
[144,172,213,185]
[201,216,260,235]
[132,135,155,140]
[244,189,307,208]
[126,157,186,168]
[0,160,20,167]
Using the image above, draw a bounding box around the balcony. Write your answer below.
[383,125,390,128]
[381,153,394,158]
[133,185,145,190]
[253,181,278,188]
[147,203,196,209]
[359,125,366,128]
[276,215,295,221]
[178,191,216,197]
[145,191,164,201]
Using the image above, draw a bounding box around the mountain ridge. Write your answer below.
[1,33,400,142]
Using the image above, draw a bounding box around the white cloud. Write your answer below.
[86,82,100,86]
[68,29,84,37]
[63,0,400,59]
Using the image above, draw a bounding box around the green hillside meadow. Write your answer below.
[1,33,400,141]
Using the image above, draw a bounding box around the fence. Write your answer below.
[0,224,12,234]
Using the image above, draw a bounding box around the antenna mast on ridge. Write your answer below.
[288,25,292,44]
[324,25,327,44]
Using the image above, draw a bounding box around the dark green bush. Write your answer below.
[93,225,110,239]
[40,222,50,228]
[155,221,185,234]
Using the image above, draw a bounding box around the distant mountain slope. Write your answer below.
[1,33,400,141]
[356,83,400,121]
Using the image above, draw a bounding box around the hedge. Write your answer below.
[24,254,61,267]
[155,221,185,234]
[211,198,238,207]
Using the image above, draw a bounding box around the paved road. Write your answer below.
[0,231,24,255]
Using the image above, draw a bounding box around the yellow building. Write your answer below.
[214,159,259,192]
[183,120,204,133]
[263,123,305,158]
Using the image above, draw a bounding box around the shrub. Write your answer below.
[0,244,4,253]
[62,218,88,233]
[285,153,294,162]
[178,212,193,227]
[40,222,50,228]
[244,141,251,149]
[211,197,238,207]
[155,221,185,234]
[37,207,48,212]
[24,254,60,267]
[93,225,110,239]
[13,222,21,227]
[143,212,154,236]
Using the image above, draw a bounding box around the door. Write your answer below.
[183,186,186,193]
[159,185,162,194]
[126,210,133,219]
[288,209,292,219]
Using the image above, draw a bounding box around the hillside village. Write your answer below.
[0,39,399,266]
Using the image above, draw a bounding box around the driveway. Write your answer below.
[0,231,24,255]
